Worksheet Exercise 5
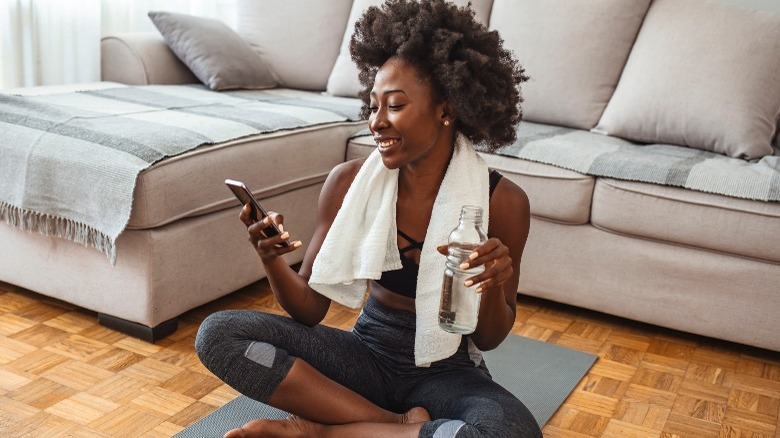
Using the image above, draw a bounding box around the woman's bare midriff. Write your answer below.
[369,281,417,313]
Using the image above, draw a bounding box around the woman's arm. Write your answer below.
[460,178,531,350]
[244,159,364,326]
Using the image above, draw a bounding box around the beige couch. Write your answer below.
[1,0,778,350]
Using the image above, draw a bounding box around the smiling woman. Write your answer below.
[195,1,539,437]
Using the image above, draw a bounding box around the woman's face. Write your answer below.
[369,57,452,169]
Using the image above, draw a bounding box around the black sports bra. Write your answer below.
[376,170,504,298]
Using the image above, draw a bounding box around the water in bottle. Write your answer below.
[439,205,488,334]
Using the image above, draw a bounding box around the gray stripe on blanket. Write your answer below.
[84,88,316,131]
[498,126,576,156]
[0,93,213,162]
[182,106,306,131]
[769,162,780,200]
[587,144,710,187]
[0,109,170,163]
[225,90,361,120]
[83,88,205,109]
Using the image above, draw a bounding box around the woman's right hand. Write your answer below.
[239,203,301,263]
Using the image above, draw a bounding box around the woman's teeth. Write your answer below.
[376,138,399,147]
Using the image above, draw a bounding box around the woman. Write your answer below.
[196,0,539,436]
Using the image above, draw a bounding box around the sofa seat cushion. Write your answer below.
[591,178,780,263]
[129,122,363,229]
[347,134,594,225]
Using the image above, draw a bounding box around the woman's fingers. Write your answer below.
[459,238,512,292]
[250,220,301,252]
[239,203,254,227]
[459,239,503,270]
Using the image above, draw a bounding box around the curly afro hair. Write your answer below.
[349,0,528,151]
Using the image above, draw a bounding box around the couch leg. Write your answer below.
[98,313,178,343]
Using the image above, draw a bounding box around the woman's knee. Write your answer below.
[418,394,542,438]
[195,310,241,359]
[421,418,541,438]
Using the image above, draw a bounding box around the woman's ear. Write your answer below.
[440,101,456,126]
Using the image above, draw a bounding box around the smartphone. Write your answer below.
[225,179,289,247]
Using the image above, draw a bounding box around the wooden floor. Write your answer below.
[0,279,778,438]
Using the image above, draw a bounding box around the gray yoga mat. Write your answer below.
[175,335,596,437]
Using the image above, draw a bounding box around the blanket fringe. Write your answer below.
[0,202,117,265]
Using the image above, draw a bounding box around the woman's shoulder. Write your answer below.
[324,157,367,193]
[318,157,368,216]
[489,174,530,222]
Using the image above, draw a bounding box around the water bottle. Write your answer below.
[439,205,488,334]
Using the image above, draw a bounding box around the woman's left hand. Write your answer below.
[437,238,514,293]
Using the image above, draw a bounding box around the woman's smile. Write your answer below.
[375,136,401,152]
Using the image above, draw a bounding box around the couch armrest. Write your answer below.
[100,32,199,85]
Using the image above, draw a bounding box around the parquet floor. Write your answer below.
[0,278,778,438]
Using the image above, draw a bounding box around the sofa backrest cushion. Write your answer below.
[326,0,494,98]
[148,11,277,91]
[489,0,651,131]
[593,0,780,160]
[236,0,353,91]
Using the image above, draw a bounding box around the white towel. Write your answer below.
[309,133,489,366]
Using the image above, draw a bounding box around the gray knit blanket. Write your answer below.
[353,122,780,202]
[0,84,362,263]
[496,122,780,202]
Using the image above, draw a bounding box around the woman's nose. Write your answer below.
[369,108,389,132]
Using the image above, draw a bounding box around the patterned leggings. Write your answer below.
[195,294,542,438]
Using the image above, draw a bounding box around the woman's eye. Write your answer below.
[368,106,378,112]
[388,104,404,111]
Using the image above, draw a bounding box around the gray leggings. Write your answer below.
[195,295,542,438]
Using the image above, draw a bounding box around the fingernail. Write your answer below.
[469,252,478,260]
[293,241,302,248]
[459,262,469,269]
[278,223,284,232]
[476,286,483,293]
[464,280,473,287]
[281,232,289,239]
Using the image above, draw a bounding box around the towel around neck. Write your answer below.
[309,133,490,366]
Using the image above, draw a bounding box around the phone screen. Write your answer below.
[225,179,289,246]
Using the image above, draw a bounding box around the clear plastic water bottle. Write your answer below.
[439,205,488,334]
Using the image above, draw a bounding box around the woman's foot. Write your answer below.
[400,407,430,424]
[223,415,321,438]
[223,407,429,437]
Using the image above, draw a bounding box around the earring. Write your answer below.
[444,120,450,126]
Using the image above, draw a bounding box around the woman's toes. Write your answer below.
[401,407,431,424]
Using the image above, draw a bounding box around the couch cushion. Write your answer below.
[347,135,594,225]
[326,0,494,98]
[148,11,276,91]
[236,0,353,91]
[129,122,363,229]
[489,0,651,130]
[591,178,780,263]
[593,0,780,159]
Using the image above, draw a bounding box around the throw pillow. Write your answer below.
[593,0,780,160]
[236,0,353,91]
[148,11,277,91]
[489,0,652,130]
[325,0,494,98]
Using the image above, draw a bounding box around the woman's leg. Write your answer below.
[403,368,543,438]
[195,309,405,425]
